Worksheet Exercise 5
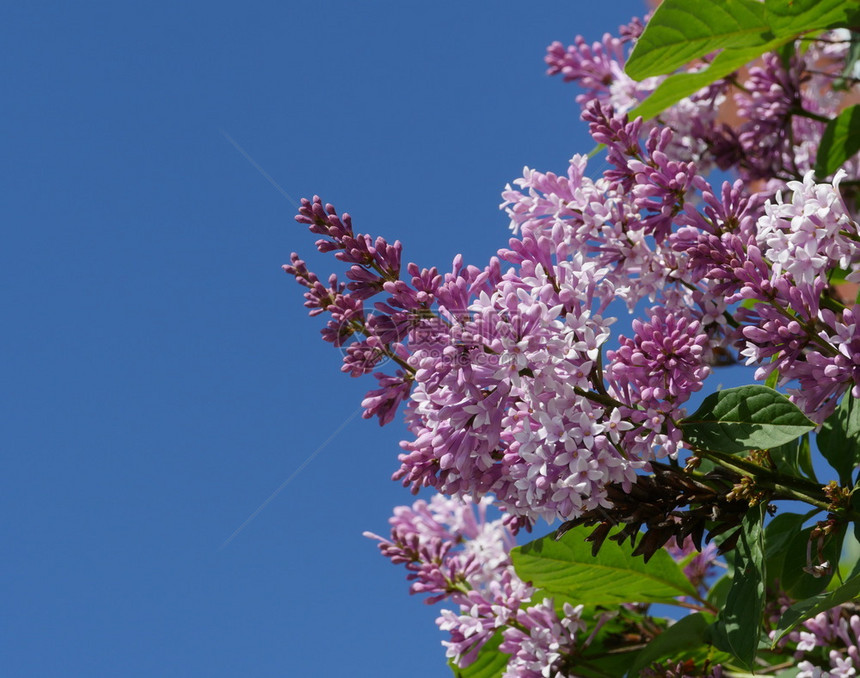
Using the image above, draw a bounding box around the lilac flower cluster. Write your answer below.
[545,15,726,167]
[364,494,585,675]
[796,607,860,678]
[768,600,860,677]
[289,103,859,525]
[369,494,857,677]
[707,42,860,187]
[287,10,860,677]
[288,6,860,532]
[369,493,733,677]
[736,171,860,419]
[289,116,734,525]
[539,27,860,421]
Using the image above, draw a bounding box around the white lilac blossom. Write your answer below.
[757,171,858,287]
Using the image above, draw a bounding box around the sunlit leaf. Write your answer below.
[629,38,790,121]
[681,385,816,454]
[511,525,696,606]
[764,0,860,36]
[625,0,770,79]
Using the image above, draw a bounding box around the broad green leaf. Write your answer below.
[681,385,816,454]
[626,0,860,120]
[449,631,509,678]
[511,525,696,605]
[764,512,807,588]
[629,38,790,121]
[627,613,731,677]
[781,524,845,599]
[842,530,860,580]
[771,435,817,483]
[773,573,860,644]
[817,394,860,485]
[707,573,732,609]
[764,0,860,36]
[625,0,770,80]
[711,505,766,670]
[815,105,860,178]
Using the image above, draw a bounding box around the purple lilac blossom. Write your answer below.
[285,13,860,678]
[289,18,860,526]
[793,606,860,677]
[365,494,587,670]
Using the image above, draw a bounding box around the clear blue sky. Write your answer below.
[2,2,656,676]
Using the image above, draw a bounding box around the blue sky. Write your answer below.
[0,2,667,676]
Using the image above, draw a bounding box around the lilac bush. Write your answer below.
[285,1,860,675]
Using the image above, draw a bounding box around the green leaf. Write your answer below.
[711,504,766,670]
[771,434,817,482]
[764,512,807,588]
[629,37,790,121]
[817,394,860,486]
[773,573,860,644]
[449,631,509,678]
[781,524,845,600]
[707,573,732,609]
[764,0,860,36]
[681,385,816,454]
[510,525,696,606]
[625,0,770,80]
[815,105,860,178]
[627,613,729,677]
